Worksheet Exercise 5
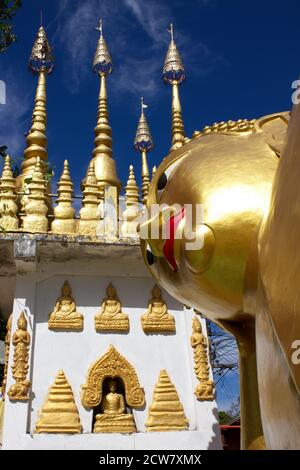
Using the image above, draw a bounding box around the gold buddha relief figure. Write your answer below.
[93,379,136,433]
[48,281,84,331]
[141,284,175,333]
[94,283,129,332]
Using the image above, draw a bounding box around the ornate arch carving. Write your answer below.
[81,345,145,409]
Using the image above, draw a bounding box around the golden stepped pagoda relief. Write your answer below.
[35,370,82,434]
[146,369,189,432]
[94,283,129,332]
[141,284,175,333]
[190,317,215,401]
[48,280,84,331]
[7,311,31,401]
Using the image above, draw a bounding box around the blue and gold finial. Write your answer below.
[162,24,186,150]
[162,23,185,85]
[29,23,54,74]
[134,98,153,204]
[134,97,154,153]
[93,19,112,75]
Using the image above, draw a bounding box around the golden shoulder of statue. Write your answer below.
[140,111,300,449]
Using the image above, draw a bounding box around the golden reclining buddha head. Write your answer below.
[140,113,289,323]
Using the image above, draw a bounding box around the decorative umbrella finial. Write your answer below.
[29,24,54,74]
[134,98,153,204]
[93,19,112,76]
[162,24,186,150]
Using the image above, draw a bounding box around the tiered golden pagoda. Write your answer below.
[17,24,54,188]
[163,24,186,150]
[78,162,101,236]
[89,20,121,197]
[35,370,82,434]
[0,155,18,231]
[22,157,48,233]
[51,160,76,234]
[134,97,154,204]
[146,370,189,432]
[121,165,140,237]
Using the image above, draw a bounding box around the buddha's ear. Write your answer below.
[258,104,300,395]
[254,112,290,156]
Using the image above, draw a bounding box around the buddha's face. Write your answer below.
[140,127,279,323]
[107,285,116,298]
[108,380,117,392]
[62,281,71,296]
[193,318,202,333]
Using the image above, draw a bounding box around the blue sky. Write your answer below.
[1,0,298,410]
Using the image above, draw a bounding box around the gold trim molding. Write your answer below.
[81,345,145,409]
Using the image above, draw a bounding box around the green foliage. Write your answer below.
[218,410,233,425]
[0,0,22,53]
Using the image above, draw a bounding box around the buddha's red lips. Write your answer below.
[162,208,185,272]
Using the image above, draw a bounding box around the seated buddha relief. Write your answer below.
[48,280,83,330]
[94,283,129,332]
[141,284,175,333]
[93,378,136,433]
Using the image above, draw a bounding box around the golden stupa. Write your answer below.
[35,371,82,434]
[146,370,188,432]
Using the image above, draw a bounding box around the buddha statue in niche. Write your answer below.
[141,284,175,333]
[94,283,129,332]
[93,379,136,433]
[48,280,83,330]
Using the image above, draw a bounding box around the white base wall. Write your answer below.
[1,254,222,450]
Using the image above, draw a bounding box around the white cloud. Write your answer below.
[0,69,31,162]
[52,0,223,98]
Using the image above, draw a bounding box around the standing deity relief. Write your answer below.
[8,311,31,401]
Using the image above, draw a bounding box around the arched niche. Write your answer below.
[81,345,145,409]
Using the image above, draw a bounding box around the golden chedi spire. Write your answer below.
[134,97,153,204]
[18,24,54,187]
[146,370,189,431]
[121,165,140,237]
[23,156,48,232]
[35,370,82,434]
[51,160,76,234]
[79,162,101,236]
[89,20,121,196]
[0,155,18,231]
[162,24,186,150]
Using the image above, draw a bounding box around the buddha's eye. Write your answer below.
[146,245,155,266]
[157,173,167,191]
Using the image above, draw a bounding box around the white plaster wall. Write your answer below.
[2,257,222,450]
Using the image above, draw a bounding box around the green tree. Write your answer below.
[218,411,232,425]
[0,0,22,53]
